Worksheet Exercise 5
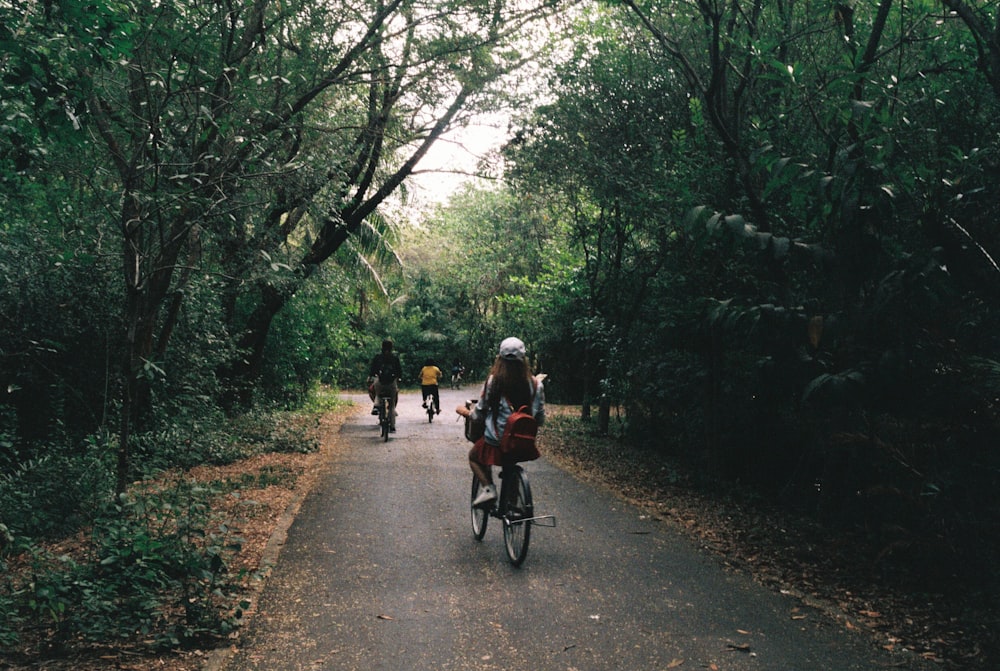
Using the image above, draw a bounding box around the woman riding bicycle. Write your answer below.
[455,337,545,506]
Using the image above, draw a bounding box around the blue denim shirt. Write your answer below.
[476,376,545,446]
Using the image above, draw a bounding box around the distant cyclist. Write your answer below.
[368,339,402,432]
[419,359,443,415]
[450,359,465,388]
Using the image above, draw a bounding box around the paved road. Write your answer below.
[221,386,930,671]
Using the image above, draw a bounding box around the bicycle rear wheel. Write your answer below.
[470,476,488,540]
[380,399,390,441]
[502,467,532,566]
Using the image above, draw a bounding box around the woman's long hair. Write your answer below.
[486,357,534,418]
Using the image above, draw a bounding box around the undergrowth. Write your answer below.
[541,410,997,670]
[0,388,346,662]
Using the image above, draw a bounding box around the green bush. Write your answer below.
[0,438,114,539]
[0,522,20,648]
[256,267,360,404]
[228,408,320,456]
[129,415,248,475]
[12,479,247,651]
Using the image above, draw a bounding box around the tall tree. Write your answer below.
[3,0,569,490]
[941,0,1000,96]
[504,5,701,422]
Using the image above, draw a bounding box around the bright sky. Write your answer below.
[408,114,509,207]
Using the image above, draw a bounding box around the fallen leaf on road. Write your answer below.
[666,658,684,668]
[376,614,394,620]
[728,643,751,652]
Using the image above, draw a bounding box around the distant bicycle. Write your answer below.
[423,393,435,423]
[450,368,463,389]
[376,393,391,441]
[470,463,555,566]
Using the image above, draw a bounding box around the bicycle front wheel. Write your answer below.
[502,468,533,566]
[470,476,488,540]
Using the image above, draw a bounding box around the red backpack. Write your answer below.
[498,385,540,462]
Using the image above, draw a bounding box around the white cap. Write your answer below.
[498,337,526,360]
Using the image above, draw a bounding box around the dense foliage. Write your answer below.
[0,0,565,482]
[405,3,1000,661]
[4,0,1000,664]
[0,0,566,656]
[495,0,1000,637]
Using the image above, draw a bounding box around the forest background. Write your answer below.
[2,0,1000,668]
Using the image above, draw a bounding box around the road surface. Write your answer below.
[219,385,930,671]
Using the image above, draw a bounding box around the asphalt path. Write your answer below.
[220,385,930,671]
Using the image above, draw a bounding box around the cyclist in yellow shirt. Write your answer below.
[419,359,443,415]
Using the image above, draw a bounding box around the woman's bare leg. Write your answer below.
[468,447,492,487]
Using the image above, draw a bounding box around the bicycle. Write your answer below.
[423,393,435,423]
[450,370,463,389]
[470,463,555,566]
[376,393,391,441]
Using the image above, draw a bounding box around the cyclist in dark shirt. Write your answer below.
[368,339,402,431]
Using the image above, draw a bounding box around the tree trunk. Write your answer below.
[224,282,291,410]
[597,396,611,436]
[222,86,475,396]
[941,0,1000,98]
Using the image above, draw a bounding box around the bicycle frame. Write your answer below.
[495,466,556,528]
